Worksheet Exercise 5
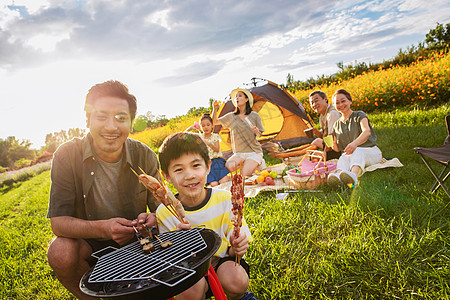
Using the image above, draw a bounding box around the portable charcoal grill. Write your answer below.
[80,227,221,299]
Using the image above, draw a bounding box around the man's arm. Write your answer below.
[50,216,138,245]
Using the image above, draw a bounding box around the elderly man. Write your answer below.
[46,80,159,299]
[309,90,341,160]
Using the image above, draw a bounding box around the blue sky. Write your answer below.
[0,0,449,148]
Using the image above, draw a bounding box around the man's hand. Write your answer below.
[134,212,157,231]
[229,232,249,257]
[104,217,138,245]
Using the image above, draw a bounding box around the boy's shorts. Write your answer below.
[205,257,250,298]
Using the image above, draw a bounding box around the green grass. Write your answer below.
[0,171,72,299]
[1,105,449,299]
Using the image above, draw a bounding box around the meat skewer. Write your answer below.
[131,167,185,223]
[133,226,155,254]
[230,163,245,266]
[154,234,173,248]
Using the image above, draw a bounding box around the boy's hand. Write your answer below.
[176,221,191,231]
[229,232,249,257]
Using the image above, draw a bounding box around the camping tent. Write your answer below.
[215,78,313,156]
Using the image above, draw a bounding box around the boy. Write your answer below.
[156,132,257,300]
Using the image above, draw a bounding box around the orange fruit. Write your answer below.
[256,175,265,183]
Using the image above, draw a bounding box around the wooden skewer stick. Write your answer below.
[130,167,140,178]
[155,235,173,248]
[154,235,164,244]
[156,168,166,186]
[167,205,183,222]
[138,166,147,175]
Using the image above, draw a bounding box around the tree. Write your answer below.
[0,136,36,168]
[44,128,86,153]
[186,106,208,116]
[425,22,450,50]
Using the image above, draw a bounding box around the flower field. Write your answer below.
[295,51,450,116]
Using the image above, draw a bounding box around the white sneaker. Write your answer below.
[340,171,358,186]
[327,172,341,186]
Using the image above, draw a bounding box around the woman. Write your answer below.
[212,88,265,177]
[327,89,382,186]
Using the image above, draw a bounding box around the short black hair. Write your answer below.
[158,132,210,174]
[85,80,137,122]
[309,90,328,102]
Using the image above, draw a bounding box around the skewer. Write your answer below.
[130,167,140,178]
[138,166,147,175]
[133,226,143,240]
[166,205,183,222]
[156,168,167,186]
[153,168,184,222]
[136,166,184,223]
[154,235,163,244]
[144,225,154,240]
[155,234,173,248]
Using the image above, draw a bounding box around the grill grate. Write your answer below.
[88,227,207,286]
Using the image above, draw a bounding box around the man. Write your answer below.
[46,80,159,299]
[309,90,341,160]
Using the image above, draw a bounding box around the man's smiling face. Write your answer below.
[87,96,131,162]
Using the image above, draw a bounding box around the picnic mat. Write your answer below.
[215,163,300,198]
[365,157,403,172]
[214,158,403,198]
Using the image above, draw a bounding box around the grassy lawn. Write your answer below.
[1,105,449,299]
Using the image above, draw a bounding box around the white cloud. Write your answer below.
[146,9,172,30]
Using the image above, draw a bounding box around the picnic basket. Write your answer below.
[286,150,337,189]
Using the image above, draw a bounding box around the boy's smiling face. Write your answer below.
[163,152,211,207]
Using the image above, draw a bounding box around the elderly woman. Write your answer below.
[327,89,382,186]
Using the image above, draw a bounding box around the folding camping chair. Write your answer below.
[413,114,450,198]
